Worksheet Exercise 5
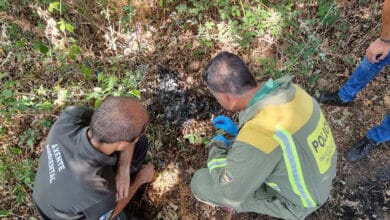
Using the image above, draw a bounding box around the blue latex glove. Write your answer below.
[212,134,231,147]
[212,115,238,137]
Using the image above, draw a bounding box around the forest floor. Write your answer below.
[0,0,389,219]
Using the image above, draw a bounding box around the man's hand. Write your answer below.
[115,142,135,201]
[115,172,130,201]
[212,115,238,137]
[212,134,231,147]
[135,163,155,185]
[110,163,155,220]
[366,38,390,63]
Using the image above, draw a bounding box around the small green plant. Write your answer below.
[39,118,52,128]
[57,18,74,33]
[171,0,287,48]
[279,0,340,77]
[48,1,68,14]
[121,5,136,32]
[185,133,203,145]
[86,69,142,107]
[0,81,55,117]
[257,57,283,78]
[0,81,29,116]
[183,129,213,146]
[308,70,321,88]
[0,0,9,11]
[176,137,188,151]
[18,129,41,151]
[41,1,83,61]
[81,65,92,80]
[0,147,36,205]
[0,209,11,217]
[33,40,50,54]
[317,0,339,26]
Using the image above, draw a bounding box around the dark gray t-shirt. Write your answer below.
[33,106,118,220]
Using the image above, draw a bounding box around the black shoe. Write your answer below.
[346,137,378,162]
[315,91,351,106]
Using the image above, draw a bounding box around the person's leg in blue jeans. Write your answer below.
[316,54,390,161]
[338,54,390,103]
[347,113,390,161]
[316,54,390,105]
[341,55,390,161]
[366,114,390,143]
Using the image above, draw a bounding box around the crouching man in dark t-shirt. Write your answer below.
[33,96,155,219]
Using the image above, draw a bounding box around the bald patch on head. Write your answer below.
[218,62,230,76]
[208,61,231,92]
[204,51,257,95]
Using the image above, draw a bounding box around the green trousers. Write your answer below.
[191,169,319,220]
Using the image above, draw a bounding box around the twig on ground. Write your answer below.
[0,51,12,68]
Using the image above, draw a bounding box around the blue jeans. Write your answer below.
[338,55,390,143]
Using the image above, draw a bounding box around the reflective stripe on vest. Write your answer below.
[208,158,227,172]
[273,126,316,208]
[265,181,281,192]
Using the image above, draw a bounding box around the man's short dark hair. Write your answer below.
[90,96,149,143]
[203,51,257,95]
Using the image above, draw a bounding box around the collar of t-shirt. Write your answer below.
[78,127,118,167]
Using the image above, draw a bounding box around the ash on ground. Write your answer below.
[338,165,390,219]
[145,69,224,126]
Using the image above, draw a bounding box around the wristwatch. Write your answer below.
[380,38,390,44]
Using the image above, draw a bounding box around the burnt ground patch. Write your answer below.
[146,69,224,126]
[338,165,390,219]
